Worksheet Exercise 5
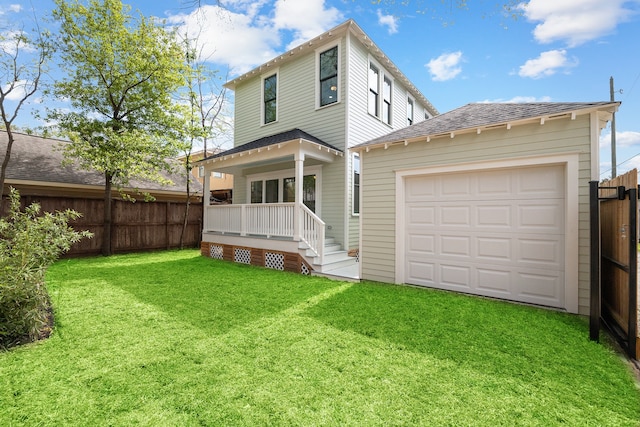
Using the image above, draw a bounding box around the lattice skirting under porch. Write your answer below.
[200,241,312,275]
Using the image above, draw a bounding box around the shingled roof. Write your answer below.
[1,131,200,194]
[207,128,342,160]
[356,102,618,149]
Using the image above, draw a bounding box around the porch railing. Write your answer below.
[204,203,325,263]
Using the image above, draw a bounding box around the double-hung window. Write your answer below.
[263,73,277,124]
[319,46,338,107]
[368,63,379,117]
[382,76,392,125]
[369,60,393,125]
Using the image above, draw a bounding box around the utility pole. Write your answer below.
[610,76,617,178]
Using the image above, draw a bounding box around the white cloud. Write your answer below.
[521,0,637,47]
[600,130,640,149]
[377,9,398,34]
[1,80,29,101]
[518,49,577,79]
[8,4,21,13]
[169,5,280,74]
[480,96,553,103]
[168,0,342,75]
[272,0,342,49]
[426,51,463,82]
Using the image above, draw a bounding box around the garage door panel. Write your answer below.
[406,260,435,285]
[476,237,512,262]
[476,268,512,294]
[518,238,563,268]
[477,170,512,196]
[404,164,565,309]
[477,204,512,228]
[517,165,564,198]
[515,271,564,306]
[407,234,435,254]
[440,235,471,257]
[518,202,564,231]
[441,174,471,198]
[440,205,471,226]
[407,205,435,225]
[440,264,471,288]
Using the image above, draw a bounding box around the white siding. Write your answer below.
[360,116,593,315]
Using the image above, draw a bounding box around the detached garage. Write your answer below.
[354,102,618,315]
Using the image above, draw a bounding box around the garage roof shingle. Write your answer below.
[357,102,617,148]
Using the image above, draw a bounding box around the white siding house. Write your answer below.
[198,20,437,276]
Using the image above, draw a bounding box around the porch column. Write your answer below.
[294,153,304,240]
[202,168,210,231]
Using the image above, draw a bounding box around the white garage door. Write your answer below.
[404,164,565,308]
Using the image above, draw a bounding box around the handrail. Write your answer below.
[299,203,325,264]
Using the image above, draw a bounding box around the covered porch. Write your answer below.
[198,129,356,277]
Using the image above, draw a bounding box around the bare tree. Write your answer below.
[175,32,230,248]
[0,18,50,212]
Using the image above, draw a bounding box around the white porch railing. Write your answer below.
[204,203,325,263]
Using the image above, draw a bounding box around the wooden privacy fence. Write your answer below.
[2,194,202,257]
[590,169,639,359]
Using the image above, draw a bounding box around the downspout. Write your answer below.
[343,28,351,253]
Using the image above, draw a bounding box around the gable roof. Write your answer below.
[223,19,438,117]
[206,128,341,160]
[355,102,619,150]
[1,131,200,195]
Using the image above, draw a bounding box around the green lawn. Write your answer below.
[1,250,639,426]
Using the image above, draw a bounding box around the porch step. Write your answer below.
[299,236,359,280]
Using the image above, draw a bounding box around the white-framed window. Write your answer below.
[368,58,393,125]
[213,172,224,178]
[352,153,360,215]
[318,45,339,107]
[261,71,278,125]
[247,166,322,214]
[368,63,379,117]
[382,75,392,125]
[407,96,414,126]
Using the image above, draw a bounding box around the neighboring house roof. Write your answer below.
[224,19,439,117]
[355,102,620,150]
[1,131,201,196]
[206,128,342,160]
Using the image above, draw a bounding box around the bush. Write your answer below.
[0,188,92,349]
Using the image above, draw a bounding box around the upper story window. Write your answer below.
[319,46,338,107]
[368,63,379,117]
[368,60,393,125]
[407,97,414,126]
[382,76,392,125]
[262,73,277,124]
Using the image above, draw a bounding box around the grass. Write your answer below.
[1,250,639,426]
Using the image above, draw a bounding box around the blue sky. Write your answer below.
[4,0,640,179]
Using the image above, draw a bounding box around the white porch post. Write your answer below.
[202,169,210,230]
[294,152,304,240]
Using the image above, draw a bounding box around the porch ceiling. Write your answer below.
[199,129,343,174]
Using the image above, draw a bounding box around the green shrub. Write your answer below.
[0,188,92,349]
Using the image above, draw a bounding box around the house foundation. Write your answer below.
[200,241,312,275]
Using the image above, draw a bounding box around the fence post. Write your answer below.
[627,187,637,358]
[589,180,601,342]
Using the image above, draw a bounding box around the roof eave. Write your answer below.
[353,102,620,153]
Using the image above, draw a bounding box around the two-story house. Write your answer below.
[198,19,438,277]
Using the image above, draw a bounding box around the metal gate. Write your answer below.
[590,169,638,359]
